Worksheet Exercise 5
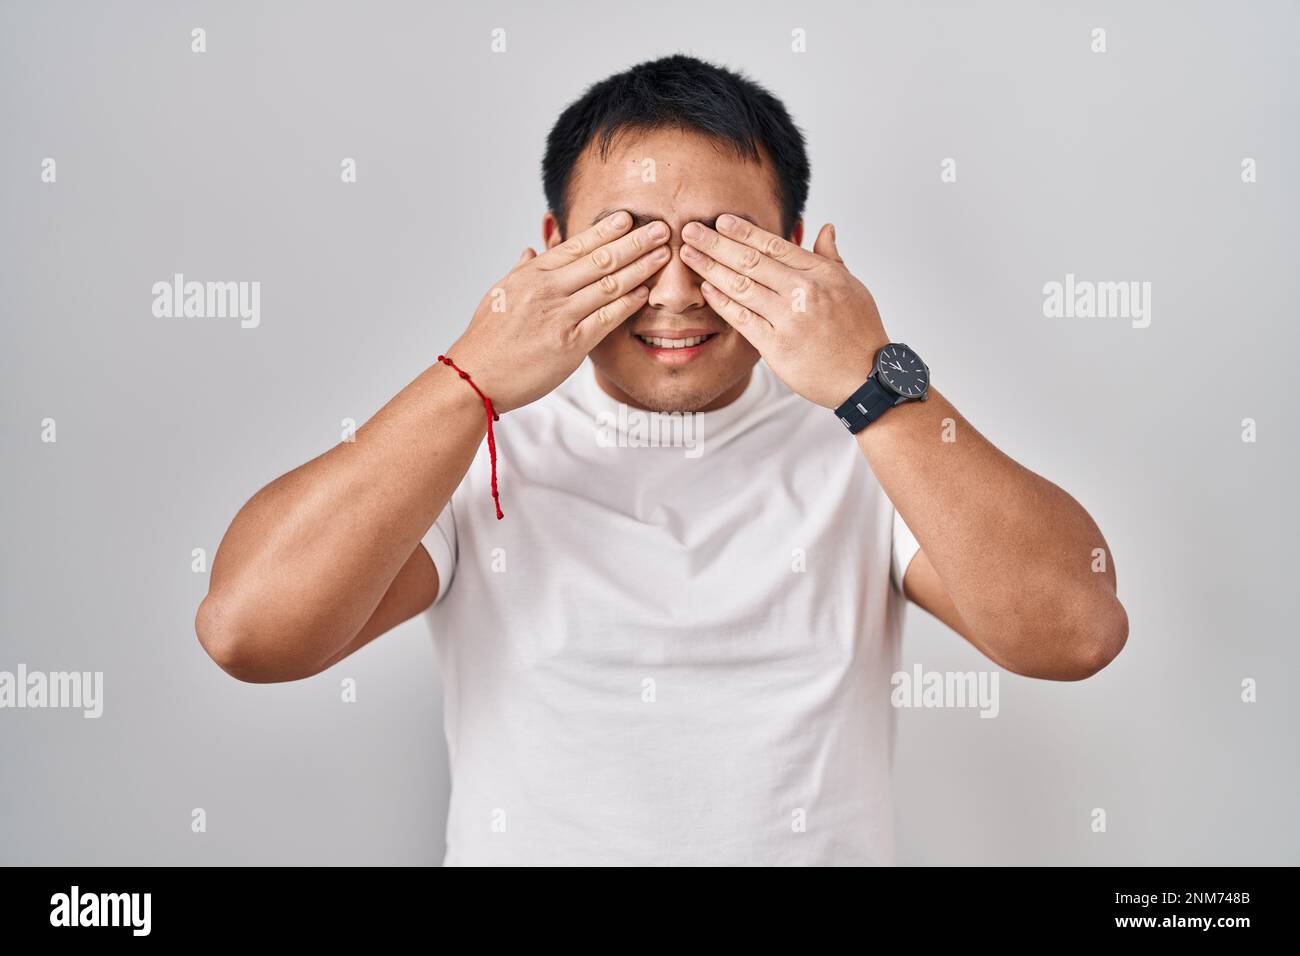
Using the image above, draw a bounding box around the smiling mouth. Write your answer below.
[634,332,718,349]
[629,323,725,365]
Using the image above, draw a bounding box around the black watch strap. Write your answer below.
[835,375,895,434]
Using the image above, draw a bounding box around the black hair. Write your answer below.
[542,54,810,239]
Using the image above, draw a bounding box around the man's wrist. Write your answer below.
[424,360,493,430]
[830,341,887,409]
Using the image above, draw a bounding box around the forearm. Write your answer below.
[857,388,1127,677]
[198,363,485,674]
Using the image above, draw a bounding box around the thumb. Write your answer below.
[813,223,844,264]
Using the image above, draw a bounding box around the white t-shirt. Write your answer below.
[422,359,920,866]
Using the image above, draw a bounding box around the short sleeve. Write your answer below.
[890,508,921,593]
[421,499,458,604]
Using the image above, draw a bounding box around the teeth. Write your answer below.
[638,334,710,349]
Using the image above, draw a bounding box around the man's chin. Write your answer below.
[591,358,755,414]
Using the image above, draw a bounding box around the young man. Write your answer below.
[196,55,1128,865]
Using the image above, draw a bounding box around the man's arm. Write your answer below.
[868,392,1127,681]
[195,370,484,683]
[195,211,672,682]
[679,214,1128,681]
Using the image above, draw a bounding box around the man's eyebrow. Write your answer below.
[589,209,761,231]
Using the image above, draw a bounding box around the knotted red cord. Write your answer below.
[436,354,504,520]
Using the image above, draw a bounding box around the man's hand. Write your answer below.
[448,210,671,413]
[680,215,887,409]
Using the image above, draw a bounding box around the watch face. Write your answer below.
[876,344,928,398]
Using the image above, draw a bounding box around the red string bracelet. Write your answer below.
[436,354,504,520]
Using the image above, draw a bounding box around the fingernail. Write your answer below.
[717,214,735,231]
[682,245,700,259]
[683,222,703,240]
[649,221,668,239]
[829,223,836,240]
[609,211,629,228]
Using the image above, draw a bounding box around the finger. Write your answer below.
[679,243,785,320]
[552,220,671,294]
[681,220,802,294]
[710,213,824,270]
[512,247,537,271]
[574,285,651,349]
[699,279,775,352]
[812,223,843,264]
[534,210,633,270]
[567,242,671,320]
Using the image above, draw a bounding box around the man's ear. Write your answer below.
[791,219,804,248]
[542,210,565,250]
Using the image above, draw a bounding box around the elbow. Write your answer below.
[195,591,260,682]
[994,596,1129,682]
[1049,597,1129,681]
[195,590,309,684]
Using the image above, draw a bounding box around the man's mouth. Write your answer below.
[631,328,722,365]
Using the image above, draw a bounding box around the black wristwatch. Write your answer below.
[834,343,930,434]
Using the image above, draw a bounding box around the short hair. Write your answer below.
[542,54,810,239]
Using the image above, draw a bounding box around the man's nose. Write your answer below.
[646,240,707,315]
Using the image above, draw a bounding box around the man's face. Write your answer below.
[544,127,801,412]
